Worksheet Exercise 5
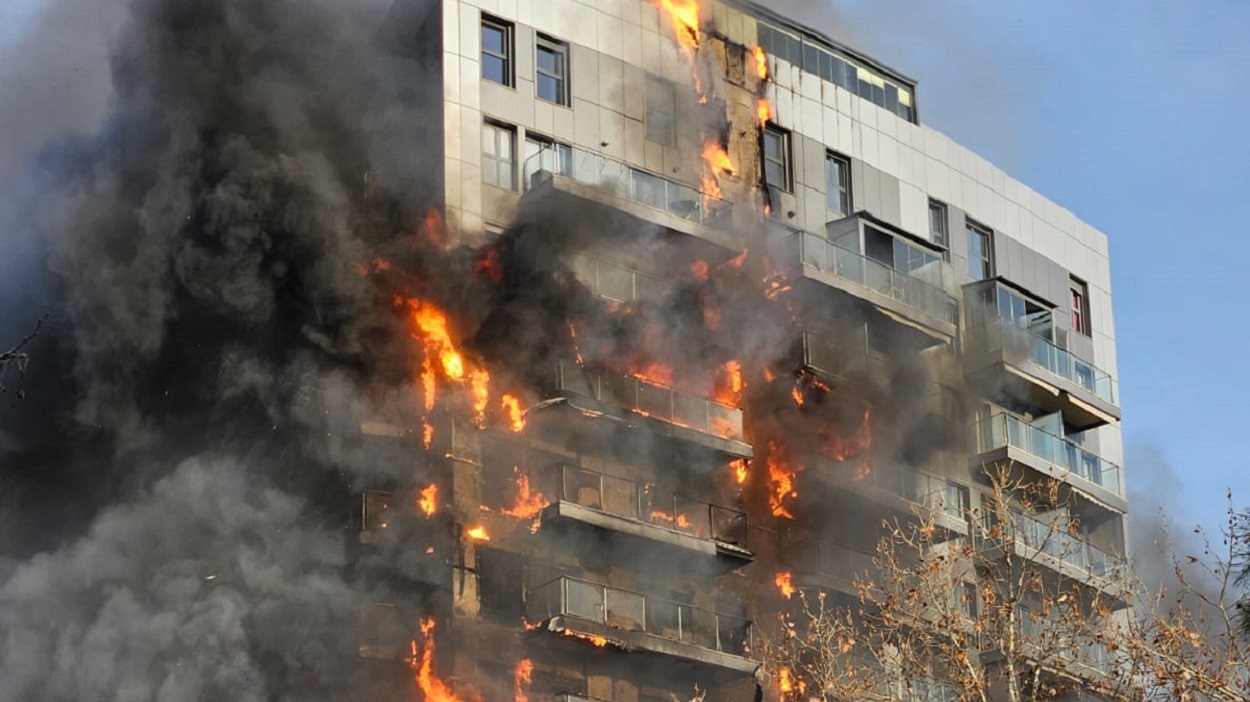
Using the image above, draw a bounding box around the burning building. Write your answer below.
[0,0,1125,700]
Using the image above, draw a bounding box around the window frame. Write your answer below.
[965,219,994,280]
[523,132,573,188]
[480,15,514,87]
[1070,277,1092,336]
[535,34,570,106]
[481,119,517,191]
[825,151,852,216]
[928,199,949,257]
[762,124,793,193]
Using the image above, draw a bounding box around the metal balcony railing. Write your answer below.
[967,321,1117,405]
[526,575,752,656]
[783,231,954,323]
[552,361,745,442]
[525,146,733,229]
[972,412,1123,497]
[555,463,749,547]
[981,511,1124,582]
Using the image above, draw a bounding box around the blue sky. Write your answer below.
[828,0,1250,535]
[2,1,1246,536]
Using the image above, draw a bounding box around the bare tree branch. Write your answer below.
[0,312,48,401]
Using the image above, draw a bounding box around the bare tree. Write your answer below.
[0,313,47,400]
[761,464,1133,701]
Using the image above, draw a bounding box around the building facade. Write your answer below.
[354,0,1126,699]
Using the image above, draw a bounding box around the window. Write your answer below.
[645,76,677,146]
[523,133,572,188]
[966,220,994,280]
[1070,277,1091,336]
[536,35,569,105]
[481,120,516,190]
[928,199,948,253]
[762,125,791,192]
[825,152,851,215]
[480,16,513,87]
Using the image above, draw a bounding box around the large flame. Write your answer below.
[513,658,533,702]
[701,140,735,200]
[756,97,773,126]
[752,46,769,80]
[501,394,525,432]
[411,618,464,702]
[767,441,798,519]
[655,0,700,51]
[714,359,745,406]
[401,297,492,426]
[500,469,550,520]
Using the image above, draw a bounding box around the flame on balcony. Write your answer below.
[823,407,872,462]
[631,359,675,388]
[513,658,533,702]
[411,617,464,702]
[714,359,745,406]
[400,297,492,426]
[418,484,438,518]
[731,458,748,485]
[767,441,798,519]
[701,140,735,201]
[563,629,610,647]
[649,510,694,529]
[501,394,525,432]
[466,525,490,542]
[775,570,795,599]
[500,468,550,522]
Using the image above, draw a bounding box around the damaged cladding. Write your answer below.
[0,0,1125,700]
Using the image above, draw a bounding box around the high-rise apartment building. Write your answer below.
[353,0,1126,699]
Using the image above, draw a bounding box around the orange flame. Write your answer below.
[690,259,709,282]
[701,140,735,200]
[756,97,773,126]
[791,385,805,407]
[513,658,533,702]
[418,484,439,518]
[650,510,694,530]
[411,617,464,702]
[655,0,700,51]
[466,526,490,541]
[423,421,435,449]
[775,570,795,599]
[563,629,609,647]
[779,666,794,694]
[731,458,749,485]
[824,407,872,462]
[752,46,769,80]
[402,297,492,424]
[500,469,550,520]
[767,441,798,519]
[714,359,745,406]
[632,360,675,387]
[501,394,525,432]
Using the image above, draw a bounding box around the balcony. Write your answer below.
[793,328,884,386]
[971,412,1126,512]
[964,321,1119,430]
[568,254,662,305]
[540,463,753,565]
[770,229,957,342]
[787,539,880,597]
[523,146,741,253]
[546,361,751,457]
[809,461,969,535]
[978,510,1126,598]
[526,575,756,674]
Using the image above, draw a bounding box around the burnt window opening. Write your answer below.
[481,15,514,87]
[479,548,527,618]
[536,34,569,106]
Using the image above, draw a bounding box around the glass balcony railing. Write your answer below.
[552,361,745,443]
[981,511,1124,582]
[972,413,1123,497]
[841,462,968,522]
[526,575,752,656]
[554,463,749,547]
[793,539,879,582]
[783,231,954,323]
[967,321,1117,405]
[568,254,662,305]
[524,146,733,229]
